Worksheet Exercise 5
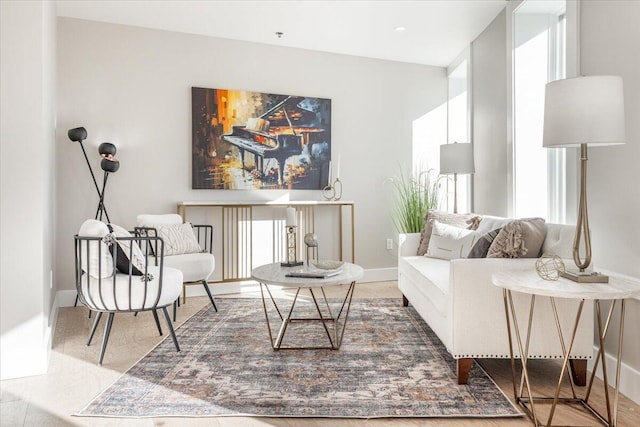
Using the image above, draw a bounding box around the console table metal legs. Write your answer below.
[259,282,356,350]
[503,289,627,427]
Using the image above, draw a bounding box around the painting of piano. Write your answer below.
[192,87,331,190]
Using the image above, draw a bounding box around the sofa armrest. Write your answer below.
[398,233,421,257]
[448,258,593,359]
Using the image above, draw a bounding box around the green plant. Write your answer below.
[389,166,441,233]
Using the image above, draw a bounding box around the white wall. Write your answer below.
[56,18,447,293]
[1,0,57,379]
[580,0,640,375]
[471,9,509,216]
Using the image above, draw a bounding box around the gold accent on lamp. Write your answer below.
[543,76,626,283]
[440,142,475,214]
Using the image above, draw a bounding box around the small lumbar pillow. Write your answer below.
[426,220,479,260]
[487,218,546,258]
[78,219,114,278]
[155,223,203,256]
[108,224,147,275]
[467,228,502,258]
[417,210,482,256]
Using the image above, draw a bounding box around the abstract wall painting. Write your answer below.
[192,87,332,190]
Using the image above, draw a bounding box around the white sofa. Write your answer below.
[398,217,594,384]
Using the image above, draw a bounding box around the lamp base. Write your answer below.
[560,269,609,283]
[280,261,304,267]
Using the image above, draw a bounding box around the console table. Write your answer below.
[177,201,355,283]
[492,270,640,427]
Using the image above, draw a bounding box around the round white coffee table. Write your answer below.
[251,262,364,350]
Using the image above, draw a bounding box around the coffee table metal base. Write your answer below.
[259,281,356,350]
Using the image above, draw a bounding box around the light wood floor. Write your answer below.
[1,281,639,426]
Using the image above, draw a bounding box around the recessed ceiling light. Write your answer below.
[394,26,406,32]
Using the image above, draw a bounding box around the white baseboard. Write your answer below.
[57,268,400,305]
[588,345,640,405]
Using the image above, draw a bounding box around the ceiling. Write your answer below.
[56,0,507,67]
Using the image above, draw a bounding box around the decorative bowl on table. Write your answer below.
[311,260,344,270]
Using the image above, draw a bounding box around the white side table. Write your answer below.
[492,270,640,427]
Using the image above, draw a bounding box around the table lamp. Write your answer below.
[543,75,626,283]
[440,142,475,213]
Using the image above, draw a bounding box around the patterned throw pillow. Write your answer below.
[467,228,502,258]
[487,218,546,258]
[108,224,147,275]
[416,210,482,256]
[426,221,479,260]
[155,223,202,256]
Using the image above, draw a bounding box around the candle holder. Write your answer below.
[281,225,303,267]
[322,177,343,201]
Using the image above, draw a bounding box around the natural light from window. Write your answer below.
[513,0,566,221]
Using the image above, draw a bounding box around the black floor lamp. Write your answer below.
[68,127,120,223]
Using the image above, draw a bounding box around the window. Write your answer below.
[446,55,472,213]
[512,0,566,221]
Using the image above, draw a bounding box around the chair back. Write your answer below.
[74,233,170,313]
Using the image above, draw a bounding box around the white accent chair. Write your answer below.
[75,219,183,365]
[136,214,217,314]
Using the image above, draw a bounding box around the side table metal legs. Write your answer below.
[503,289,627,427]
[259,281,356,350]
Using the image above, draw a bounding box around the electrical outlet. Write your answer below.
[386,238,393,250]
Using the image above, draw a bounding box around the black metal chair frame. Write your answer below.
[74,234,180,365]
[134,224,217,314]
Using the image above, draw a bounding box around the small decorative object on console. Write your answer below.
[535,254,565,281]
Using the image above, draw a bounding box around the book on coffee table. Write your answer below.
[285,269,341,279]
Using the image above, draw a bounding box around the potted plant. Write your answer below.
[389,166,441,233]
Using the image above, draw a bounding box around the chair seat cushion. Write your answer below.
[80,266,182,311]
[164,252,215,283]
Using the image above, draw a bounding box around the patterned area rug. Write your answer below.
[77,298,521,418]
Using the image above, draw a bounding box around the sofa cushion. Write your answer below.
[468,227,502,258]
[426,221,478,260]
[399,255,450,316]
[487,218,546,258]
[476,215,511,235]
[417,210,481,256]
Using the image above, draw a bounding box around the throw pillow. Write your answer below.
[416,210,481,256]
[78,219,114,279]
[487,218,546,258]
[155,223,203,256]
[467,227,502,258]
[108,224,146,275]
[425,220,479,260]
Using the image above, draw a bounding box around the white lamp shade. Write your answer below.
[285,207,297,227]
[543,76,626,148]
[440,143,475,174]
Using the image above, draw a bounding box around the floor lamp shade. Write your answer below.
[440,142,474,214]
[543,76,625,148]
[542,76,626,283]
[439,143,475,174]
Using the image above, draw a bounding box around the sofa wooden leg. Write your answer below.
[457,358,473,384]
[402,294,409,307]
[569,359,587,386]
